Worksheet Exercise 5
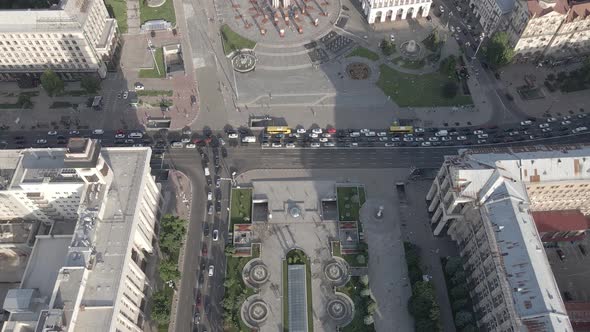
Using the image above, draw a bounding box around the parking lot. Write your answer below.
[546,240,590,302]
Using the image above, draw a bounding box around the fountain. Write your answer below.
[399,39,423,60]
[324,258,350,287]
[326,294,354,326]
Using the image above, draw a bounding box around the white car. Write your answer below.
[539,123,550,129]
[296,128,307,134]
[456,6,461,12]
[212,229,219,241]
[128,132,143,139]
[415,137,424,142]
[311,128,323,134]
[185,143,197,149]
[36,139,47,144]
[69,130,80,135]
[421,142,431,147]
[428,137,439,141]
[208,265,214,277]
[322,133,332,138]
[123,91,129,99]
[390,34,395,42]
[319,137,329,142]
[456,26,462,34]
[365,131,376,137]
[477,134,488,139]
[93,129,104,135]
[546,117,557,122]
[360,128,370,133]
[310,142,320,148]
[349,132,360,137]
[207,192,213,201]
[520,120,532,126]
[439,5,444,12]
[477,139,487,144]
[379,137,389,142]
[115,133,125,139]
[450,26,455,33]
[541,128,552,133]
[473,130,484,135]
[377,132,388,137]
[441,136,452,141]
[403,137,414,142]
[271,143,282,148]
[467,24,472,30]
[310,133,319,138]
[324,142,335,147]
[562,115,572,120]
[391,137,401,142]
[573,126,588,133]
[47,130,57,135]
[561,120,572,125]
[286,143,296,148]
[414,128,425,133]
[509,131,519,136]
[456,136,467,141]
[134,82,144,90]
[228,133,239,139]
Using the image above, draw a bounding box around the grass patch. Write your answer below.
[0,104,21,110]
[140,0,176,25]
[230,188,252,228]
[392,57,426,70]
[305,260,314,332]
[58,90,89,97]
[105,0,128,33]
[49,101,74,109]
[346,47,380,61]
[377,64,473,107]
[137,90,174,97]
[337,186,366,222]
[282,259,289,332]
[332,241,341,257]
[338,276,376,332]
[220,24,256,55]
[224,255,256,331]
[251,243,261,258]
[139,48,166,79]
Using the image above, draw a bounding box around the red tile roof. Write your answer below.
[527,0,590,21]
[532,210,590,232]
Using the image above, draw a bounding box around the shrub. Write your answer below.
[442,82,459,98]
[547,73,556,81]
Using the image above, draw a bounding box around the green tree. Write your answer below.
[461,324,478,332]
[440,55,457,77]
[360,288,372,297]
[415,318,439,332]
[360,274,370,286]
[409,281,438,320]
[151,290,171,324]
[452,298,468,311]
[81,76,101,94]
[364,315,375,325]
[450,284,469,299]
[224,244,236,256]
[40,69,64,97]
[451,269,466,285]
[356,254,366,265]
[223,278,236,288]
[380,39,395,56]
[367,301,378,314]
[159,260,181,282]
[442,81,459,98]
[483,32,514,68]
[455,311,474,328]
[445,257,462,275]
[16,94,33,108]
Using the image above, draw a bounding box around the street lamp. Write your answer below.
[472,32,486,61]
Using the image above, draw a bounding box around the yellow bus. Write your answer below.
[266,126,291,134]
[389,125,414,134]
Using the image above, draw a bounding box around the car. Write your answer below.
[114,133,125,139]
[403,137,414,142]
[578,114,588,119]
[467,24,472,30]
[93,129,104,135]
[271,143,282,148]
[319,137,329,142]
[561,120,572,125]
[556,249,565,261]
[456,26,462,34]
[134,82,144,90]
[377,132,388,137]
[473,130,484,135]
[208,265,215,276]
[296,128,307,134]
[509,131,520,136]
[190,95,197,105]
[421,142,431,147]
[196,292,202,306]
[128,132,143,139]
[261,141,270,147]
[310,133,319,138]
[326,128,337,134]
[562,115,572,120]
[547,117,557,122]
[201,244,208,256]
[378,137,389,142]
[311,128,323,134]
[213,229,219,241]
[69,130,80,136]
[456,136,467,141]
[450,26,455,33]
[477,134,488,139]
[185,143,197,149]
[390,34,395,42]
[579,244,587,256]
[124,139,134,144]
[310,142,320,148]
[207,203,214,215]
[360,128,370,133]
[391,137,401,141]
[539,123,550,129]
[36,139,47,144]
[122,91,128,99]
[428,137,439,141]
[193,312,201,324]
[541,128,552,133]
[48,130,58,136]
[324,142,335,147]
[218,138,226,146]
[322,133,332,138]
[414,127,425,133]
[203,223,209,236]
[477,139,487,144]
[349,132,360,137]
[365,131,376,137]
[215,200,221,213]
[228,132,239,139]
[439,5,444,12]
[207,192,212,201]
[384,142,398,147]
[441,136,452,141]
[572,126,588,133]
[286,143,296,148]
[345,142,359,147]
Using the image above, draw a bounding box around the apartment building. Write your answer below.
[425,145,590,331]
[360,0,431,24]
[0,138,161,332]
[0,0,119,81]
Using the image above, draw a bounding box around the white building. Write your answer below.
[361,0,431,24]
[0,138,161,332]
[425,145,590,331]
[0,0,119,81]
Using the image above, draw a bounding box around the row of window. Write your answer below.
[0,63,91,70]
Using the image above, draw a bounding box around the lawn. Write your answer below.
[220,24,256,55]
[377,64,474,107]
[282,260,289,332]
[224,255,256,332]
[139,48,166,79]
[49,101,74,109]
[137,90,174,97]
[105,0,128,33]
[346,47,380,61]
[338,277,376,332]
[140,0,176,25]
[392,57,426,70]
[332,241,342,257]
[230,188,253,227]
[337,186,366,222]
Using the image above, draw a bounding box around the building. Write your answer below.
[469,0,517,35]
[0,138,161,332]
[0,0,119,82]
[425,145,590,331]
[532,210,590,242]
[360,0,431,24]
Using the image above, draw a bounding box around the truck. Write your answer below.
[241,136,256,143]
[435,130,448,137]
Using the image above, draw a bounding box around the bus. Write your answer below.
[265,126,291,135]
[389,125,414,134]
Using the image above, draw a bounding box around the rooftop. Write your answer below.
[532,210,590,232]
[0,0,96,32]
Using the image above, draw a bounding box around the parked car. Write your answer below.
[134,82,144,90]
[48,130,58,136]
[208,265,215,277]
[556,249,565,261]
[201,244,208,256]
[212,229,219,241]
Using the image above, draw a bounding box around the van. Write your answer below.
[204,167,210,176]
[241,136,256,143]
[128,132,143,139]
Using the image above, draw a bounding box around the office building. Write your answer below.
[361,0,431,24]
[425,145,590,331]
[0,139,161,332]
[0,0,119,81]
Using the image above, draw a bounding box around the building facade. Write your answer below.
[361,0,431,24]
[425,145,590,331]
[0,0,119,82]
[0,139,161,332]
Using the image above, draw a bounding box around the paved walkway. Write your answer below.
[126,0,141,34]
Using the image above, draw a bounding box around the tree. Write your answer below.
[409,281,439,321]
[483,32,514,68]
[151,290,171,324]
[356,254,366,265]
[442,81,459,98]
[461,324,478,332]
[445,257,462,275]
[360,288,372,297]
[364,315,374,325]
[224,244,236,256]
[451,269,466,285]
[159,260,181,282]
[40,69,64,96]
[360,274,370,286]
[223,278,236,289]
[380,39,395,56]
[16,94,33,108]
[81,76,101,94]
[367,301,378,314]
[440,55,457,77]
[455,311,473,328]
[452,298,468,311]
[450,284,469,299]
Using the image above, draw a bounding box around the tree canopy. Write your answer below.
[483,32,514,68]
[40,70,64,97]
[81,76,101,94]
